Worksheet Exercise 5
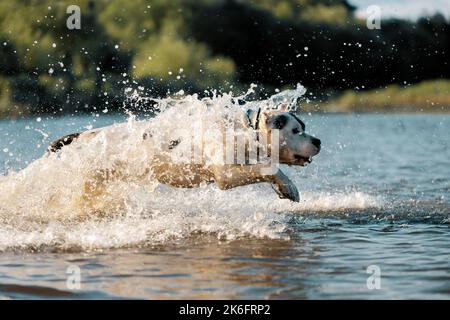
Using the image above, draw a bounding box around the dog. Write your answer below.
[47,104,321,203]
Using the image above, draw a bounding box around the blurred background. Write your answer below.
[0,0,449,118]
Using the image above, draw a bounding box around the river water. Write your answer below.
[0,112,449,299]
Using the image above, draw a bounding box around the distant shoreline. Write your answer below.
[314,79,450,114]
[311,107,450,114]
[1,79,449,119]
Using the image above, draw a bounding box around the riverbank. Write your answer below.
[315,79,450,113]
[1,79,450,119]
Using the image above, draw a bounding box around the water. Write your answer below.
[0,108,449,299]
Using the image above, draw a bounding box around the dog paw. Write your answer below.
[272,181,300,202]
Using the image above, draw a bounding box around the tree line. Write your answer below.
[0,0,448,117]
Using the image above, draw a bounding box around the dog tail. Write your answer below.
[47,133,81,153]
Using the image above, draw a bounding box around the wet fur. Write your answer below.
[47,110,320,204]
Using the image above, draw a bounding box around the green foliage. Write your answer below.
[0,0,448,117]
[133,23,235,87]
[0,0,239,118]
[247,0,355,24]
[299,4,351,25]
[0,77,15,117]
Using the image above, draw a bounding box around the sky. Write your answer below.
[349,0,450,20]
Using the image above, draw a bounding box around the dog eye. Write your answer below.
[292,128,300,134]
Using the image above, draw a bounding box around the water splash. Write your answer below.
[0,84,383,251]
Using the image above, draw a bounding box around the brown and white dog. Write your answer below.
[48,106,321,203]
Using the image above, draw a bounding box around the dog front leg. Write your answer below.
[211,165,299,202]
[211,164,268,190]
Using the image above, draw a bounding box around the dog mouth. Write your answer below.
[294,155,312,166]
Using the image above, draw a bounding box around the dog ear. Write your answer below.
[267,114,288,130]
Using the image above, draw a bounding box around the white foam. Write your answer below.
[0,182,382,251]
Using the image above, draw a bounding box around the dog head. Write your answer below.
[260,107,321,166]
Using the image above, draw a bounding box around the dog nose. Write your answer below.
[311,137,321,148]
